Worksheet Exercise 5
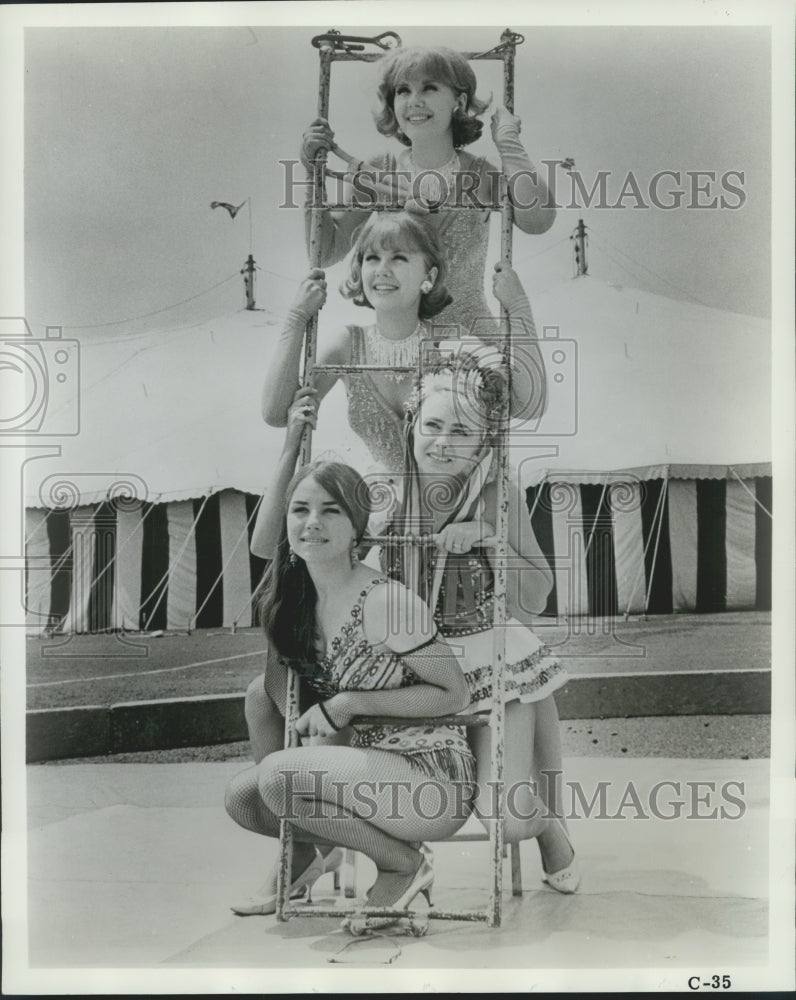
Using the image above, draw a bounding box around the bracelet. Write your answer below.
[318,700,342,732]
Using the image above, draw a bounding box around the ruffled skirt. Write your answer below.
[442,620,567,715]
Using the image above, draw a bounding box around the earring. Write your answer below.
[421,280,433,294]
[288,548,298,567]
[349,539,359,569]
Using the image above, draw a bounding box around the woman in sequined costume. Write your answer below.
[261,211,545,477]
[298,45,555,336]
[375,350,579,890]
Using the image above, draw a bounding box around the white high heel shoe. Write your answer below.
[341,855,434,935]
[541,817,580,894]
[231,846,345,916]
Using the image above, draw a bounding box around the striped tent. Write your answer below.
[24,470,772,633]
[515,277,772,618]
[24,490,267,633]
[21,308,371,634]
[22,276,771,632]
[525,466,772,619]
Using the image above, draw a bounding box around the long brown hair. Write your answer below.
[258,461,371,662]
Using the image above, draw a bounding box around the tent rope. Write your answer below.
[189,493,263,630]
[642,469,670,618]
[42,273,240,333]
[228,496,270,629]
[24,506,57,547]
[621,475,667,620]
[31,543,76,631]
[64,516,99,633]
[82,500,160,629]
[140,492,214,628]
[28,509,83,629]
[581,476,610,562]
[526,476,546,523]
[578,476,610,620]
[33,500,162,633]
[728,467,772,518]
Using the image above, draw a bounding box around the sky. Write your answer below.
[13,10,779,341]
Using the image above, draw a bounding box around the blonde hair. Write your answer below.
[407,349,508,445]
[374,46,489,148]
[339,212,452,320]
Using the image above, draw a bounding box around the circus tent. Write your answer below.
[22,275,772,631]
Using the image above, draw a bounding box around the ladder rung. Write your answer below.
[362,533,501,548]
[349,713,490,728]
[437,832,492,843]
[326,52,396,64]
[322,202,505,214]
[285,903,490,922]
[325,50,511,66]
[462,49,514,61]
[312,363,414,374]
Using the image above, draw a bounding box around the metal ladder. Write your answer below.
[276,27,526,930]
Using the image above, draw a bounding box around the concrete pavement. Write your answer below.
[17,753,777,992]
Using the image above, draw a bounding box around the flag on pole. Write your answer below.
[210,200,246,219]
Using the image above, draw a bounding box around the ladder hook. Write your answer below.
[311,30,402,53]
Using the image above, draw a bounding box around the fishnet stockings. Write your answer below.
[226,746,471,874]
[244,674,283,764]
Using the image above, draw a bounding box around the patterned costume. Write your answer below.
[285,577,476,785]
[381,529,567,715]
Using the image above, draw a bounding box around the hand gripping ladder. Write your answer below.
[276,28,528,930]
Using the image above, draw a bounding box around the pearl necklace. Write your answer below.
[365,322,424,382]
[409,151,460,206]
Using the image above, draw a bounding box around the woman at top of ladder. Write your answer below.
[261,210,545,476]
[299,44,555,334]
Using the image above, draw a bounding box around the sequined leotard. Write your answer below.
[344,326,407,473]
[286,578,476,784]
[311,150,499,336]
